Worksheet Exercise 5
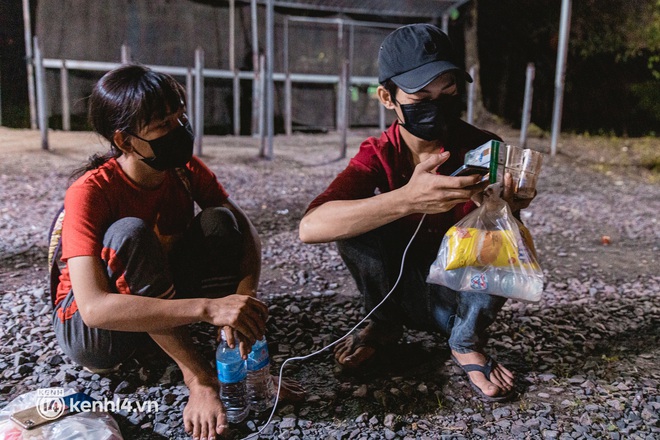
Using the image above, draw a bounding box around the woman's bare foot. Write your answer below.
[334,321,402,369]
[451,350,514,398]
[183,382,227,440]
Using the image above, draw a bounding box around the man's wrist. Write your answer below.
[198,297,212,323]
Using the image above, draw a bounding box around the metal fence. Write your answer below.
[29,13,404,157]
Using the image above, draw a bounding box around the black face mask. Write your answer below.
[399,95,462,141]
[129,118,194,171]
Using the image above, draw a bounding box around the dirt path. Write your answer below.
[1,126,658,439]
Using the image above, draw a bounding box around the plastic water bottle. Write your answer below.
[246,337,275,413]
[461,266,495,292]
[216,331,249,423]
[498,270,543,302]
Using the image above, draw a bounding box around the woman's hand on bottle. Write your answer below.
[219,326,254,359]
[204,294,268,347]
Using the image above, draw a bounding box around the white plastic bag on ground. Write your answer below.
[0,391,123,440]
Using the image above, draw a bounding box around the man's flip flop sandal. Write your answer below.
[451,355,515,402]
[333,333,380,373]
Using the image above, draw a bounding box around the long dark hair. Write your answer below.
[71,64,186,180]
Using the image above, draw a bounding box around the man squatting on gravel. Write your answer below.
[300,24,537,402]
[51,65,302,440]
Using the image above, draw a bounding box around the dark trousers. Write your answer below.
[336,226,506,354]
[52,207,242,370]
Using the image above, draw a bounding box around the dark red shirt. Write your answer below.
[306,120,500,263]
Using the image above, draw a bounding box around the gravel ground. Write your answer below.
[0,125,659,440]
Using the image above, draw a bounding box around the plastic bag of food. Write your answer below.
[427,184,544,302]
[0,391,123,440]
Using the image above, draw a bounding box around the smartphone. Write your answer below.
[10,392,94,430]
[451,164,489,180]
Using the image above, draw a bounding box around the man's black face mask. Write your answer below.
[129,117,194,171]
[399,95,462,141]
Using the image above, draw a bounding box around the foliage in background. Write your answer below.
[477,0,660,136]
[571,0,660,78]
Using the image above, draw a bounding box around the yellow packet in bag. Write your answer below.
[444,225,539,270]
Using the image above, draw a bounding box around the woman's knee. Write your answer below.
[198,207,241,239]
[54,314,137,370]
[103,217,159,253]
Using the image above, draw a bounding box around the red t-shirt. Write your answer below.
[306,120,500,263]
[56,156,229,305]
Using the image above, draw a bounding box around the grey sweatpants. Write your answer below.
[52,207,243,370]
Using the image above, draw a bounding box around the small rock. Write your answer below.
[280,416,297,429]
[492,407,511,420]
[114,380,133,394]
[355,413,368,424]
[606,399,624,411]
[353,384,368,398]
[153,422,169,436]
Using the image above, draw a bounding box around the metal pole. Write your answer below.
[250,0,259,136]
[23,0,37,129]
[339,60,349,159]
[379,101,386,132]
[33,37,48,150]
[263,0,274,159]
[229,0,240,135]
[258,54,265,154]
[60,61,70,131]
[284,74,292,136]
[233,72,240,136]
[186,68,194,126]
[520,63,535,148]
[229,0,235,72]
[466,65,476,124]
[349,25,355,69]
[441,13,449,34]
[0,60,3,126]
[283,16,292,136]
[335,21,344,130]
[121,44,131,64]
[347,24,354,130]
[194,47,204,156]
[550,0,571,156]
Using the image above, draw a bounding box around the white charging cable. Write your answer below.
[243,214,428,439]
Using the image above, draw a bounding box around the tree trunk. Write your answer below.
[463,0,484,122]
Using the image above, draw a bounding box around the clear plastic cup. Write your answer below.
[505,146,542,198]
[505,145,525,170]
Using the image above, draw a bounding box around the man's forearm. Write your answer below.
[299,189,410,244]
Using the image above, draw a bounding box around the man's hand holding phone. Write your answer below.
[450,164,490,183]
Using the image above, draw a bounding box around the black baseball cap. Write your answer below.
[378,23,472,93]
